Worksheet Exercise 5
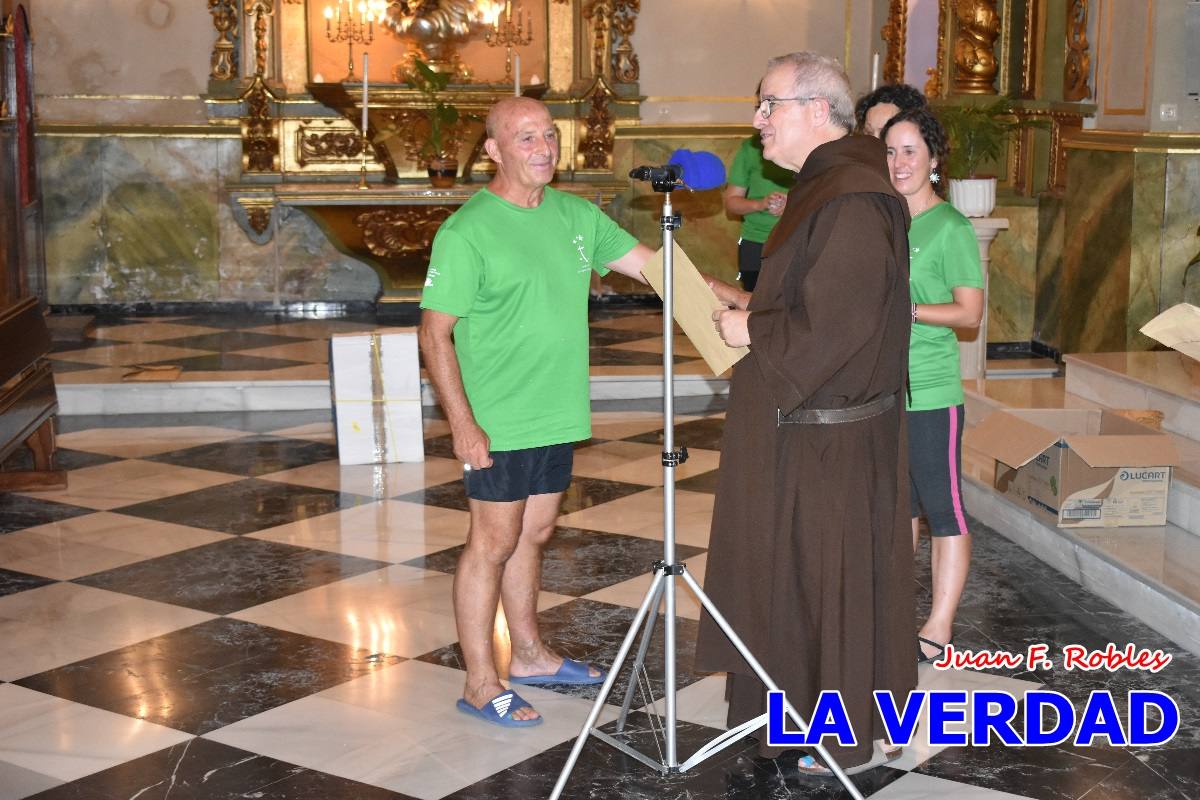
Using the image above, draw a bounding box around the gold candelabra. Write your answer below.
[324,0,387,80]
[484,1,531,76]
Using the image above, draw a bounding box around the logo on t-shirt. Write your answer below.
[425,266,441,287]
[572,235,590,272]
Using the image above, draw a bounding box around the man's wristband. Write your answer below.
[911,303,918,323]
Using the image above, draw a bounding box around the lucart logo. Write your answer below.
[1120,469,1167,481]
[572,234,590,271]
[425,266,441,287]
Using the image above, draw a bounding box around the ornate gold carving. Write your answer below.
[925,0,947,98]
[235,196,277,239]
[1012,107,1084,196]
[578,81,614,170]
[953,0,1001,94]
[240,77,281,173]
[581,0,639,84]
[881,0,906,86]
[356,206,454,258]
[611,0,639,83]
[297,126,365,166]
[383,0,484,79]
[247,0,274,79]
[209,0,239,80]
[1063,0,1090,101]
[1020,0,1039,97]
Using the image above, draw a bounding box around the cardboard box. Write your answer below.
[330,331,424,465]
[964,409,1180,527]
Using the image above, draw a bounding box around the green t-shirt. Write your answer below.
[728,136,794,244]
[907,202,984,411]
[420,187,638,451]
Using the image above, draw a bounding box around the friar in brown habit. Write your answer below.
[698,52,917,772]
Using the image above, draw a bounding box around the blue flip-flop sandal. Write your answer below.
[508,658,606,686]
[456,690,543,728]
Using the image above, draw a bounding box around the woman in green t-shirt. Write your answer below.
[882,107,984,664]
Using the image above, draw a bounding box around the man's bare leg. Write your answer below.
[503,491,602,681]
[456,497,541,721]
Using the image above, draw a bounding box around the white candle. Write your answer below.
[514,52,521,97]
[871,52,880,91]
[362,53,369,143]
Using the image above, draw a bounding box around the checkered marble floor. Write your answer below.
[47,307,711,385]
[1,401,1198,799]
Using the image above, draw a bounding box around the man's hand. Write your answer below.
[452,420,493,470]
[713,308,751,347]
[764,191,787,217]
[705,275,751,311]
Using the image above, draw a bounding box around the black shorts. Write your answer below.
[463,443,574,502]
[737,239,763,291]
[908,404,970,536]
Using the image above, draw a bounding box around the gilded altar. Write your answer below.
[205,0,644,300]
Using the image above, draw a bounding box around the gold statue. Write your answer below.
[953,0,1000,95]
[382,0,489,79]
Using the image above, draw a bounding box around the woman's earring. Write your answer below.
[929,170,941,184]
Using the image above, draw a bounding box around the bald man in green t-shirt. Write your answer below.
[419,97,653,729]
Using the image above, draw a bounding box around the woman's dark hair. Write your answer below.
[853,83,927,132]
[880,107,951,197]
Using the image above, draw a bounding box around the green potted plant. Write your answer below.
[938,99,1035,217]
[407,57,461,187]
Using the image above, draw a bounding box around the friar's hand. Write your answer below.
[705,276,751,311]
[765,191,787,216]
[712,308,751,347]
[452,421,493,470]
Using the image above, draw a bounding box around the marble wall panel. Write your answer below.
[1164,156,1200,309]
[1034,196,1066,350]
[1056,150,1134,354]
[40,137,107,304]
[1128,154,1169,350]
[987,204,1038,342]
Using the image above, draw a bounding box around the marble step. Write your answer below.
[964,478,1200,657]
[984,356,1060,379]
[1064,351,1200,445]
[54,373,730,415]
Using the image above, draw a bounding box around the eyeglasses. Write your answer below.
[756,96,822,118]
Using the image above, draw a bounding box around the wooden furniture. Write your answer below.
[0,4,65,491]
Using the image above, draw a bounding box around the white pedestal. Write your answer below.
[330,331,424,465]
[959,217,1009,379]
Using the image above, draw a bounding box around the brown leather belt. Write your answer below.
[777,393,896,425]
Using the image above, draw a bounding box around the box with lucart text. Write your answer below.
[964,409,1179,527]
[329,330,424,466]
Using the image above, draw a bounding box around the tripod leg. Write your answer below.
[549,569,668,800]
[615,574,666,731]
[679,570,867,800]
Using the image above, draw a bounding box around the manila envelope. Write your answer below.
[1140,303,1200,362]
[641,242,749,377]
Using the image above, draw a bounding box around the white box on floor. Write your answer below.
[330,331,424,465]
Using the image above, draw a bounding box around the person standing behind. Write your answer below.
[723,133,792,291]
[419,97,653,728]
[855,83,927,137]
[882,107,983,664]
[697,52,916,774]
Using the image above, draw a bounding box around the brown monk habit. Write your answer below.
[694,134,917,768]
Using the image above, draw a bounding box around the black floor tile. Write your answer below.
[405,526,705,596]
[590,327,661,347]
[1,447,122,472]
[625,416,727,450]
[0,495,94,534]
[675,469,720,494]
[114,478,369,535]
[560,476,650,514]
[914,739,1132,800]
[156,353,310,373]
[74,536,391,614]
[0,566,56,597]
[446,711,906,799]
[17,617,403,736]
[146,436,339,478]
[150,330,310,352]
